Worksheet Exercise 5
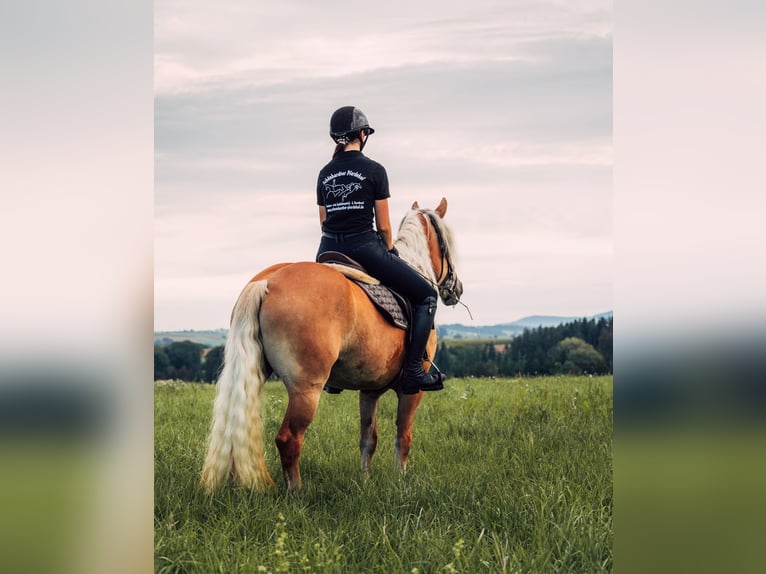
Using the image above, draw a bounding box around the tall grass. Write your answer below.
[155,376,612,573]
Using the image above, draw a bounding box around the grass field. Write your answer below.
[155,376,612,573]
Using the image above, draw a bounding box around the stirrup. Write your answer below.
[420,371,446,392]
[401,368,445,395]
[425,353,446,381]
[417,354,446,392]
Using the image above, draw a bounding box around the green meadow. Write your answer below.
[155,376,612,573]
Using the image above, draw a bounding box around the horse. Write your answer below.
[200,197,463,492]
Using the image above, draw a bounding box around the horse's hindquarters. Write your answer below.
[258,263,406,390]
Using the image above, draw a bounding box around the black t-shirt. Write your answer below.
[316,151,390,234]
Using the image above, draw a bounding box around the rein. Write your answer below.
[418,210,465,310]
[421,211,452,283]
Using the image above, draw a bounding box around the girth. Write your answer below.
[317,251,411,330]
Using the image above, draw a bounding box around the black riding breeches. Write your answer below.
[316,231,436,305]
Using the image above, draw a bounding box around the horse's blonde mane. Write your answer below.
[394,208,456,282]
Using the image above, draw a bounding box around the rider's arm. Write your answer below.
[318,205,327,229]
[374,198,394,251]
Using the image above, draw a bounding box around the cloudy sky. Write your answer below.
[155,0,612,331]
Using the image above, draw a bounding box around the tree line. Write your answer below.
[154,316,612,382]
[154,341,223,383]
[434,316,612,377]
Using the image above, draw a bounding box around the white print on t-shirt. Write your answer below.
[325,180,362,202]
[322,170,367,185]
[326,200,365,213]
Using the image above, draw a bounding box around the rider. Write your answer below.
[316,105,445,395]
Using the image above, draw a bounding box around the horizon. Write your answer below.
[154,309,614,334]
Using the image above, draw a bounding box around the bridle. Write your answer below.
[419,210,463,307]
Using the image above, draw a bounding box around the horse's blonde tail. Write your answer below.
[201,280,275,493]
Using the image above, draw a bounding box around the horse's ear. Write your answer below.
[411,201,420,210]
[435,197,448,218]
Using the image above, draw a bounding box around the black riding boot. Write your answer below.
[401,296,446,394]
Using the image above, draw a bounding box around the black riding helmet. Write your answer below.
[329,106,375,148]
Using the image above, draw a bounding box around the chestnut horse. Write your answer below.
[201,198,462,492]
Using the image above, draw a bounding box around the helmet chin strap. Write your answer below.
[358,129,369,152]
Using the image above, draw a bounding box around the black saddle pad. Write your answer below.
[318,251,410,330]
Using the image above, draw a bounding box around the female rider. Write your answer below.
[315,106,444,394]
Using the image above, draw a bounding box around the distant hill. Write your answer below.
[155,311,613,346]
[437,311,613,339]
[154,329,228,347]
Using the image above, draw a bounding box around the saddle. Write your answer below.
[317,251,411,330]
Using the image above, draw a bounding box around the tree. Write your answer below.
[202,346,225,383]
[596,317,613,371]
[551,337,607,375]
[434,342,451,373]
[154,345,174,380]
[164,340,205,381]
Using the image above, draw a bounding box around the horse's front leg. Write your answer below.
[394,391,423,472]
[275,386,322,492]
[359,390,383,478]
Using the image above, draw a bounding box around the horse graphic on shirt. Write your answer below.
[325,180,362,202]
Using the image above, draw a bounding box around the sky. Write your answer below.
[154,0,612,331]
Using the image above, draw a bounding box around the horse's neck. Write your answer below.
[393,212,439,281]
[396,244,431,280]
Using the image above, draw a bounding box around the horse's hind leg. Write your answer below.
[275,385,323,492]
[359,390,384,477]
[395,391,424,471]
